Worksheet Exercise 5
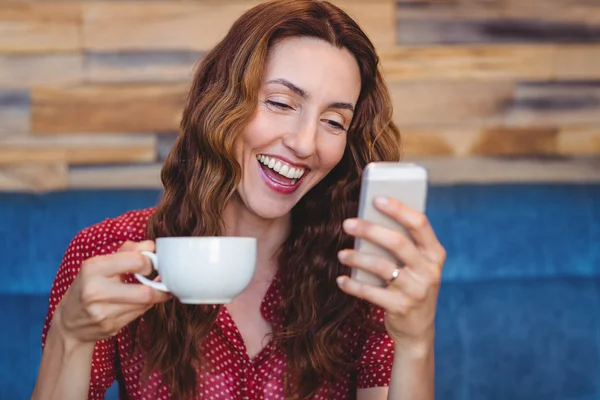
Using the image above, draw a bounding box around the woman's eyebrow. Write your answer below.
[266,78,307,98]
[266,78,355,112]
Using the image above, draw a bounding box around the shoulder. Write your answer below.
[66,207,156,260]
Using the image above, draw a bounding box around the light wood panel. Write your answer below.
[0,163,67,192]
[31,84,187,134]
[555,45,600,80]
[0,135,156,165]
[69,163,162,189]
[82,1,394,52]
[87,51,201,83]
[66,157,600,189]
[400,125,600,157]
[83,2,257,52]
[0,2,80,54]
[380,45,556,81]
[405,156,600,184]
[390,81,514,125]
[82,44,600,84]
[0,54,83,89]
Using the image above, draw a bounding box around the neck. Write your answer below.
[222,194,290,283]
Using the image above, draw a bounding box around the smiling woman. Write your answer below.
[32,1,444,400]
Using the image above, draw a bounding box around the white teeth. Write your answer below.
[257,154,306,182]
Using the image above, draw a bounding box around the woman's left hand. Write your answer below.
[336,196,446,352]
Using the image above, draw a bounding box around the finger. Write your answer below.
[84,304,154,338]
[336,275,411,313]
[343,218,425,268]
[118,240,155,253]
[82,251,154,279]
[338,250,430,300]
[86,281,172,306]
[373,197,443,262]
[338,249,397,280]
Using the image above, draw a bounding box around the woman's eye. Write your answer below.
[266,100,292,110]
[326,120,346,131]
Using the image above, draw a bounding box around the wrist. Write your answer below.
[393,329,435,359]
[49,306,94,354]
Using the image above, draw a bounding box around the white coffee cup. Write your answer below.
[134,237,257,304]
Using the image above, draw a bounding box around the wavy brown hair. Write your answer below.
[138,0,401,398]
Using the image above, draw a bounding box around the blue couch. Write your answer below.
[2,185,599,399]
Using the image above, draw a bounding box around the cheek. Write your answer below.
[242,110,281,149]
[319,135,347,169]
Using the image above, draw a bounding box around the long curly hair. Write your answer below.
[139,0,401,398]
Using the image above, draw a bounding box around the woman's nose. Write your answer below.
[282,117,317,159]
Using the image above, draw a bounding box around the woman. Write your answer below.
[33,1,446,399]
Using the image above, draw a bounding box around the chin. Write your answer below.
[247,197,296,220]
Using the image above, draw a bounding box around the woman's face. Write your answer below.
[235,36,362,220]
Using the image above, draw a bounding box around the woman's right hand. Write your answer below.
[52,240,172,345]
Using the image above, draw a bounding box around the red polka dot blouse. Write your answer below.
[41,209,394,399]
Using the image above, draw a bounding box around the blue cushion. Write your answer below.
[1,185,599,295]
[4,278,599,399]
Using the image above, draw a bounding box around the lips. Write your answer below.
[256,155,307,195]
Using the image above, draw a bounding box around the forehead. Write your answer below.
[263,36,362,102]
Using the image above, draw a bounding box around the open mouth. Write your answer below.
[256,154,308,192]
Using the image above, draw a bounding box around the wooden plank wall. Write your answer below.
[1,0,599,191]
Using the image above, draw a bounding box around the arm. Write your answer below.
[354,329,435,400]
[386,339,435,400]
[338,196,445,400]
[31,307,96,400]
[356,342,434,400]
[31,229,170,400]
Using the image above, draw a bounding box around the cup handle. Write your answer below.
[134,250,170,293]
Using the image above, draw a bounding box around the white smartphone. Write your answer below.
[351,162,429,287]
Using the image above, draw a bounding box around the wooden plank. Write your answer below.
[400,127,481,157]
[380,45,556,81]
[0,2,81,53]
[390,81,513,125]
[82,1,261,52]
[31,84,187,134]
[68,164,162,189]
[0,135,157,165]
[333,0,396,49]
[558,125,600,156]
[396,0,600,45]
[405,156,600,184]
[555,45,600,80]
[82,0,394,52]
[400,125,600,157]
[469,127,559,156]
[67,158,600,187]
[0,54,83,89]
[0,163,67,192]
[86,44,600,84]
[505,82,600,126]
[0,90,29,137]
[397,1,600,24]
[86,51,200,83]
